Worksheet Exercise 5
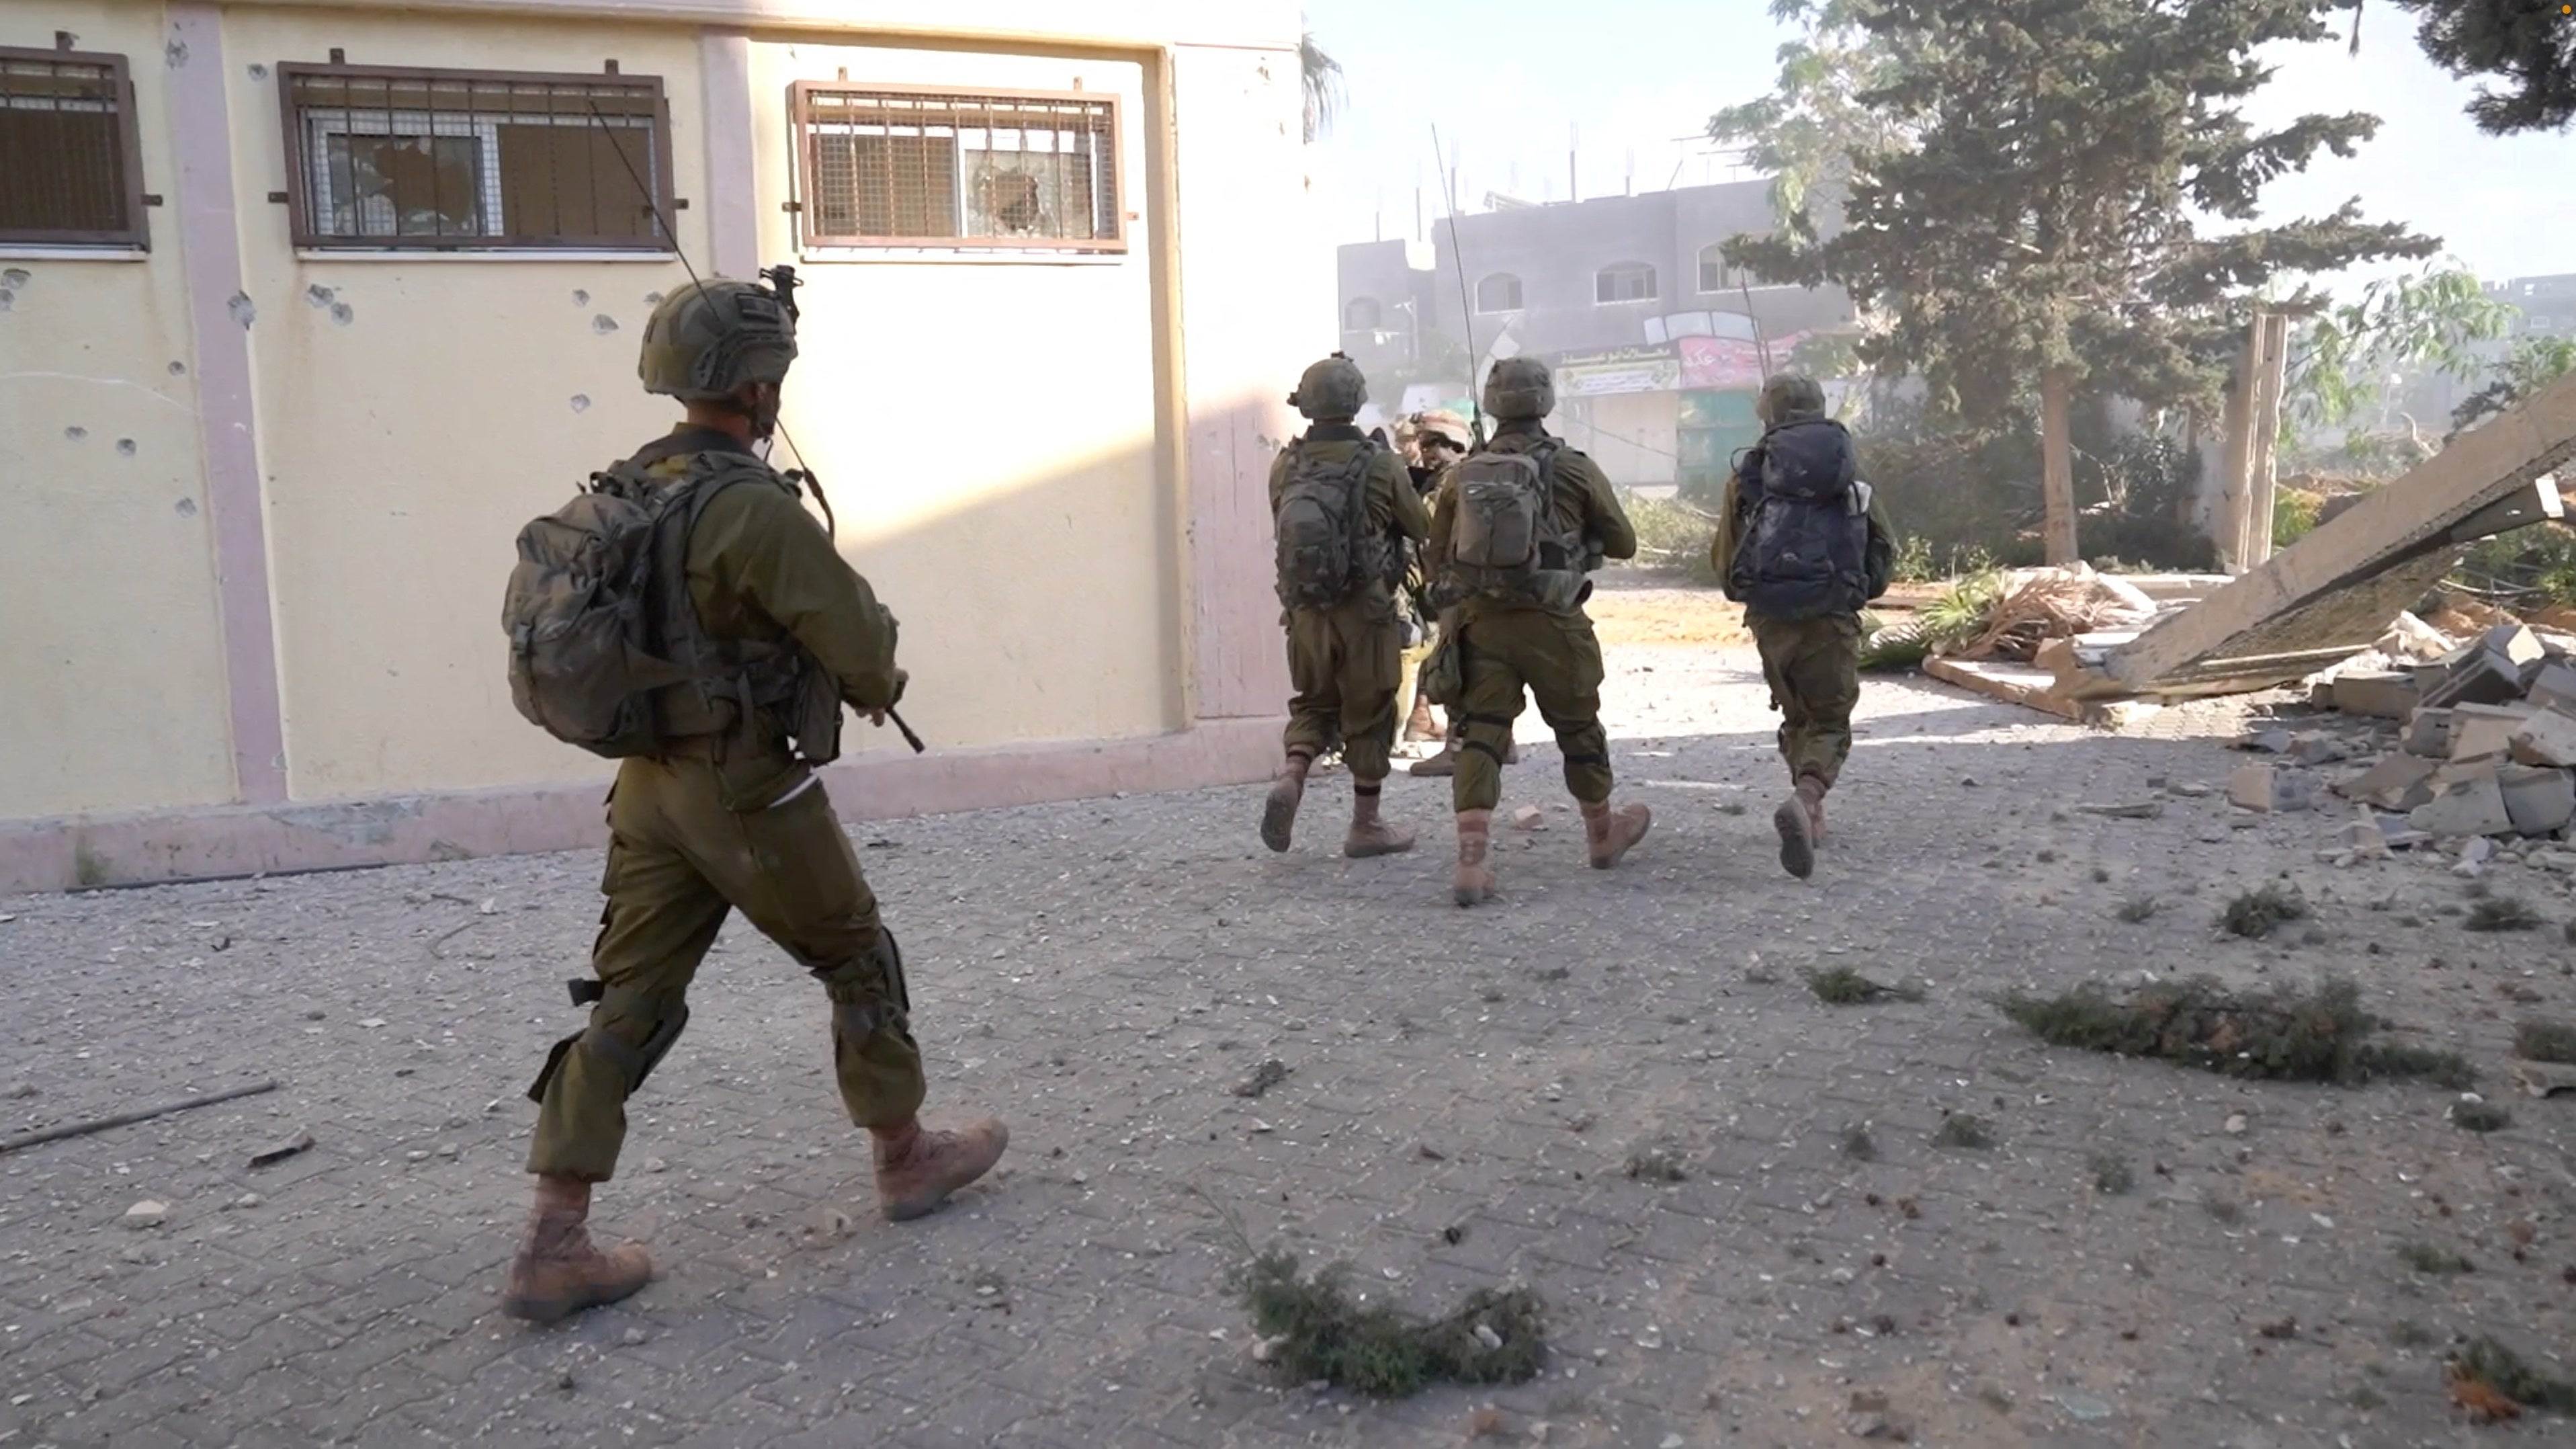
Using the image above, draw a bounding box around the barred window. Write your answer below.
[792,84,1124,253]
[0,46,148,249]
[280,63,673,251]
[1474,273,1524,314]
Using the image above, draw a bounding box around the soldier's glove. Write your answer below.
[867,668,909,727]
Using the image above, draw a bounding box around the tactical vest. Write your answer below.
[1437,434,1588,612]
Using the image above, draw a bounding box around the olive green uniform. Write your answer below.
[1424,424,1637,813]
[1270,426,1432,783]
[1713,472,1894,789]
[527,427,922,1184]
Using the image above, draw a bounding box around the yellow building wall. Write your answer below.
[220,6,708,798]
[0,1,239,819]
[747,40,1178,756]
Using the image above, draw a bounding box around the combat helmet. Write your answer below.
[638,280,799,401]
[1482,357,1555,421]
[1756,373,1828,427]
[1289,353,1368,421]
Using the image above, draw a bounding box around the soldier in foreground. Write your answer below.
[1262,354,1431,856]
[1713,374,1893,879]
[1423,358,1652,904]
[497,280,1007,1324]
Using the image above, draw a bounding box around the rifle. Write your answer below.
[1430,124,1487,451]
[588,105,925,755]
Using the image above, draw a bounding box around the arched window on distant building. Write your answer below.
[1474,272,1524,313]
[1698,243,1741,294]
[1343,296,1382,331]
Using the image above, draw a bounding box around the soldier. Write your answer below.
[1712,374,1893,880]
[1396,409,1475,760]
[1262,354,1432,857]
[1424,358,1652,905]
[500,280,1008,1324]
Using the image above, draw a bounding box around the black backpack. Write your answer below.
[1726,418,1871,620]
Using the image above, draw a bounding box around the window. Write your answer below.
[1343,296,1381,331]
[1596,263,1657,304]
[1699,243,1741,294]
[1,46,148,249]
[793,84,1123,252]
[281,63,673,250]
[1474,272,1522,313]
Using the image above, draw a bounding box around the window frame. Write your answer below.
[275,60,678,253]
[1342,296,1382,332]
[0,45,151,251]
[789,79,1127,256]
[1473,272,1523,315]
[1596,262,1658,305]
[1697,243,1738,294]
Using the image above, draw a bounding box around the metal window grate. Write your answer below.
[0,47,146,247]
[1598,264,1658,304]
[794,85,1123,253]
[282,65,673,251]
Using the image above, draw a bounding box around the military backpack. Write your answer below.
[501,452,797,759]
[1273,439,1383,609]
[1725,418,1874,620]
[1445,439,1584,608]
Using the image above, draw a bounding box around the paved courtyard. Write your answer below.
[4,585,2573,1448]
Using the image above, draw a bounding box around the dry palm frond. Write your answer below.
[1955,569,2132,663]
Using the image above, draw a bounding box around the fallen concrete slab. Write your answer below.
[2104,373,2576,696]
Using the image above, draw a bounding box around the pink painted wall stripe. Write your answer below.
[168,4,290,806]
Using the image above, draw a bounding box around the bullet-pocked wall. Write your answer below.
[0,1,237,819]
[221,5,712,798]
[746,39,1179,754]
[0,0,1314,891]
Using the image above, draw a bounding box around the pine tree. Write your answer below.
[2389,1,2576,135]
[1730,0,2435,563]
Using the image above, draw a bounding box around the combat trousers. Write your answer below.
[1282,597,1402,782]
[1750,612,1863,788]
[526,752,925,1182]
[1449,606,1614,813]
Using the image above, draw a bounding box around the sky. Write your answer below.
[1301,0,2574,292]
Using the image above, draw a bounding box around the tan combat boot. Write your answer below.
[1343,785,1416,858]
[1410,735,1459,777]
[1402,696,1440,744]
[1259,752,1313,853]
[1581,799,1653,870]
[1774,778,1824,880]
[501,1175,653,1325]
[872,1116,1010,1222]
[1453,809,1496,906]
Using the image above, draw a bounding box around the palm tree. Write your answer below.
[1301,32,1344,144]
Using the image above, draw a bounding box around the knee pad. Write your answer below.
[1457,711,1515,765]
[1539,710,1608,770]
[525,982,688,1102]
[816,925,910,1040]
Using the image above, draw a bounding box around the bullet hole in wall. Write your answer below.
[65,426,87,442]
[228,292,256,329]
[570,395,591,413]
[331,302,354,326]
[168,360,186,376]
[572,289,590,306]
[176,498,199,518]
[116,439,137,456]
[247,63,269,82]
[592,315,619,335]
[305,284,335,308]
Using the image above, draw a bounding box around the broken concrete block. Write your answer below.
[2326,671,2421,720]
[2508,708,2576,768]
[2499,765,2576,835]
[2227,764,2278,812]
[2448,703,2536,763]
[2424,647,2530,709]
[2335,753,2440,811]
[2485,622,2546,669]
[2409,769,2516,839]
[2235,727,2294,754]
[2376,611,2454,662]
[2527,661,2576,715]
[1510,804,1544,831]
[2403,708,2454,758]
[2288,731,2352,766]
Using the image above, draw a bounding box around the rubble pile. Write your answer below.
[2235,614,2576,862]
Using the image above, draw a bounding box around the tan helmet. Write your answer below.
[1289,353,1368,420]
[1414,409,1473,450]
[1482,357,1555,421]
[1757,373,1828,427]
[638,280,799,401]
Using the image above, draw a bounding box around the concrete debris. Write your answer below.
[2448,704,2538,763]
[2323,671,2421,720]
[2405,708,2454,758]
[2335,753,2438,811]
[2411,772,2517,839]
[123,1200,168,1229]
[2499,765,2576,835]
[2377,611,2456,663]
[2509,709,2576,768]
